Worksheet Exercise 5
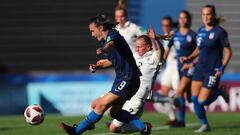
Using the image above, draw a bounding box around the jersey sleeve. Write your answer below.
[152,51,161,64]
[219,29,230,48]
[134,24,147,36]
[106,33,120,43]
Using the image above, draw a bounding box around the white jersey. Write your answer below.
[133,50,160,99]
[158,39,179,91]
[116,21,147,52]
[162,40,178,69]
[112,50,161,128]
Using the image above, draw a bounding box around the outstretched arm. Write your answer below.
[148,26,164,61]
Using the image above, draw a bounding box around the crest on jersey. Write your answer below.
[209,32,215,39]
[106,36,111,42]
[187,35,192,42]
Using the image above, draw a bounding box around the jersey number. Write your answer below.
[117,81,127,91]
[208,76,216,87]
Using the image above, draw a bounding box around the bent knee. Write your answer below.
[109,123,120,133]
[94,103,107,114]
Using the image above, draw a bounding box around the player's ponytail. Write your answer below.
[89,14,117,30]
[204,5,225,26]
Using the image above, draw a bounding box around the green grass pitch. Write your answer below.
[0,112,239,135]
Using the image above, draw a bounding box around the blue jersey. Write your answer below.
[168,29,197,78]
[196,26,230,72]
[102,29,141,80]
[168,29,197,59]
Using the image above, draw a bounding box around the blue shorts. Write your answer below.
[178,63,194,79]
[192,67,220,89]
[110,77,140,100]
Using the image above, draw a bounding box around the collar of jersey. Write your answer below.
[116,21,131,29]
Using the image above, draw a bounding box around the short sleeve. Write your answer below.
[219,29,230,48]
[152,51,161,64]
[106,32,120,43]
[134,24,147,36]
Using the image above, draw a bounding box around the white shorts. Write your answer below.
[159,64,179,92]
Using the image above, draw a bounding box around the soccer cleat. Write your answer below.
[73,124,95,130]
[60,122,77,135]
[170,121,185,128]
[165,119,178,126]
[219,85,229,103]
[140,122,152,135]
[194,124,211,133]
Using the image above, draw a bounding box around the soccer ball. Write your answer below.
[24,104,45,125]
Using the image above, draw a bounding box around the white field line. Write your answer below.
[92,122,199,135]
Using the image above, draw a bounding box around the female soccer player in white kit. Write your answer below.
[153,16,179,125]
[107,26,165,133]
[115,6,147,52]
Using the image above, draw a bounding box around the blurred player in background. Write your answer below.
[153,16,179,126]
[164,10,196,127]
[60,14,152,135]
[107,26,166,133]
[115,6,147,52]
[182,5,232,132]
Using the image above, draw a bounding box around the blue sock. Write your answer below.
[76,111,102,134]
[206,89,220,105]
[177,96,185,122]
[115,109,145,132]
[191,96,208,125]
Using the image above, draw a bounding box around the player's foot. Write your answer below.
[140,122,152,135]
[60,122,77,135]
[219,85,229,103]
[194,124,211,133]
[73,124,95,131]
[170,121,185,128]
[165,119,178,126]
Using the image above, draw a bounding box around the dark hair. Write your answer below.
[89,14,117,30]
[162,16,179,28]
[203,5,225,25]
[162,16,174,27]
[179,10,192,28]
[136,35,152,46]
[115,6,128,19]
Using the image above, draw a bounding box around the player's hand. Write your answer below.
[215,71,222,78]
[96,48,103,55]
[89,64,96,73]
[180,56,188,63]
[215,65,225,78]
[181,63,191,72]
[164,31,174,40]
[148,25,156,39]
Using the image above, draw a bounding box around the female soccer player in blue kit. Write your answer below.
[60,15,151,135]
[164,10,196,127]
[182,5,232,132]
